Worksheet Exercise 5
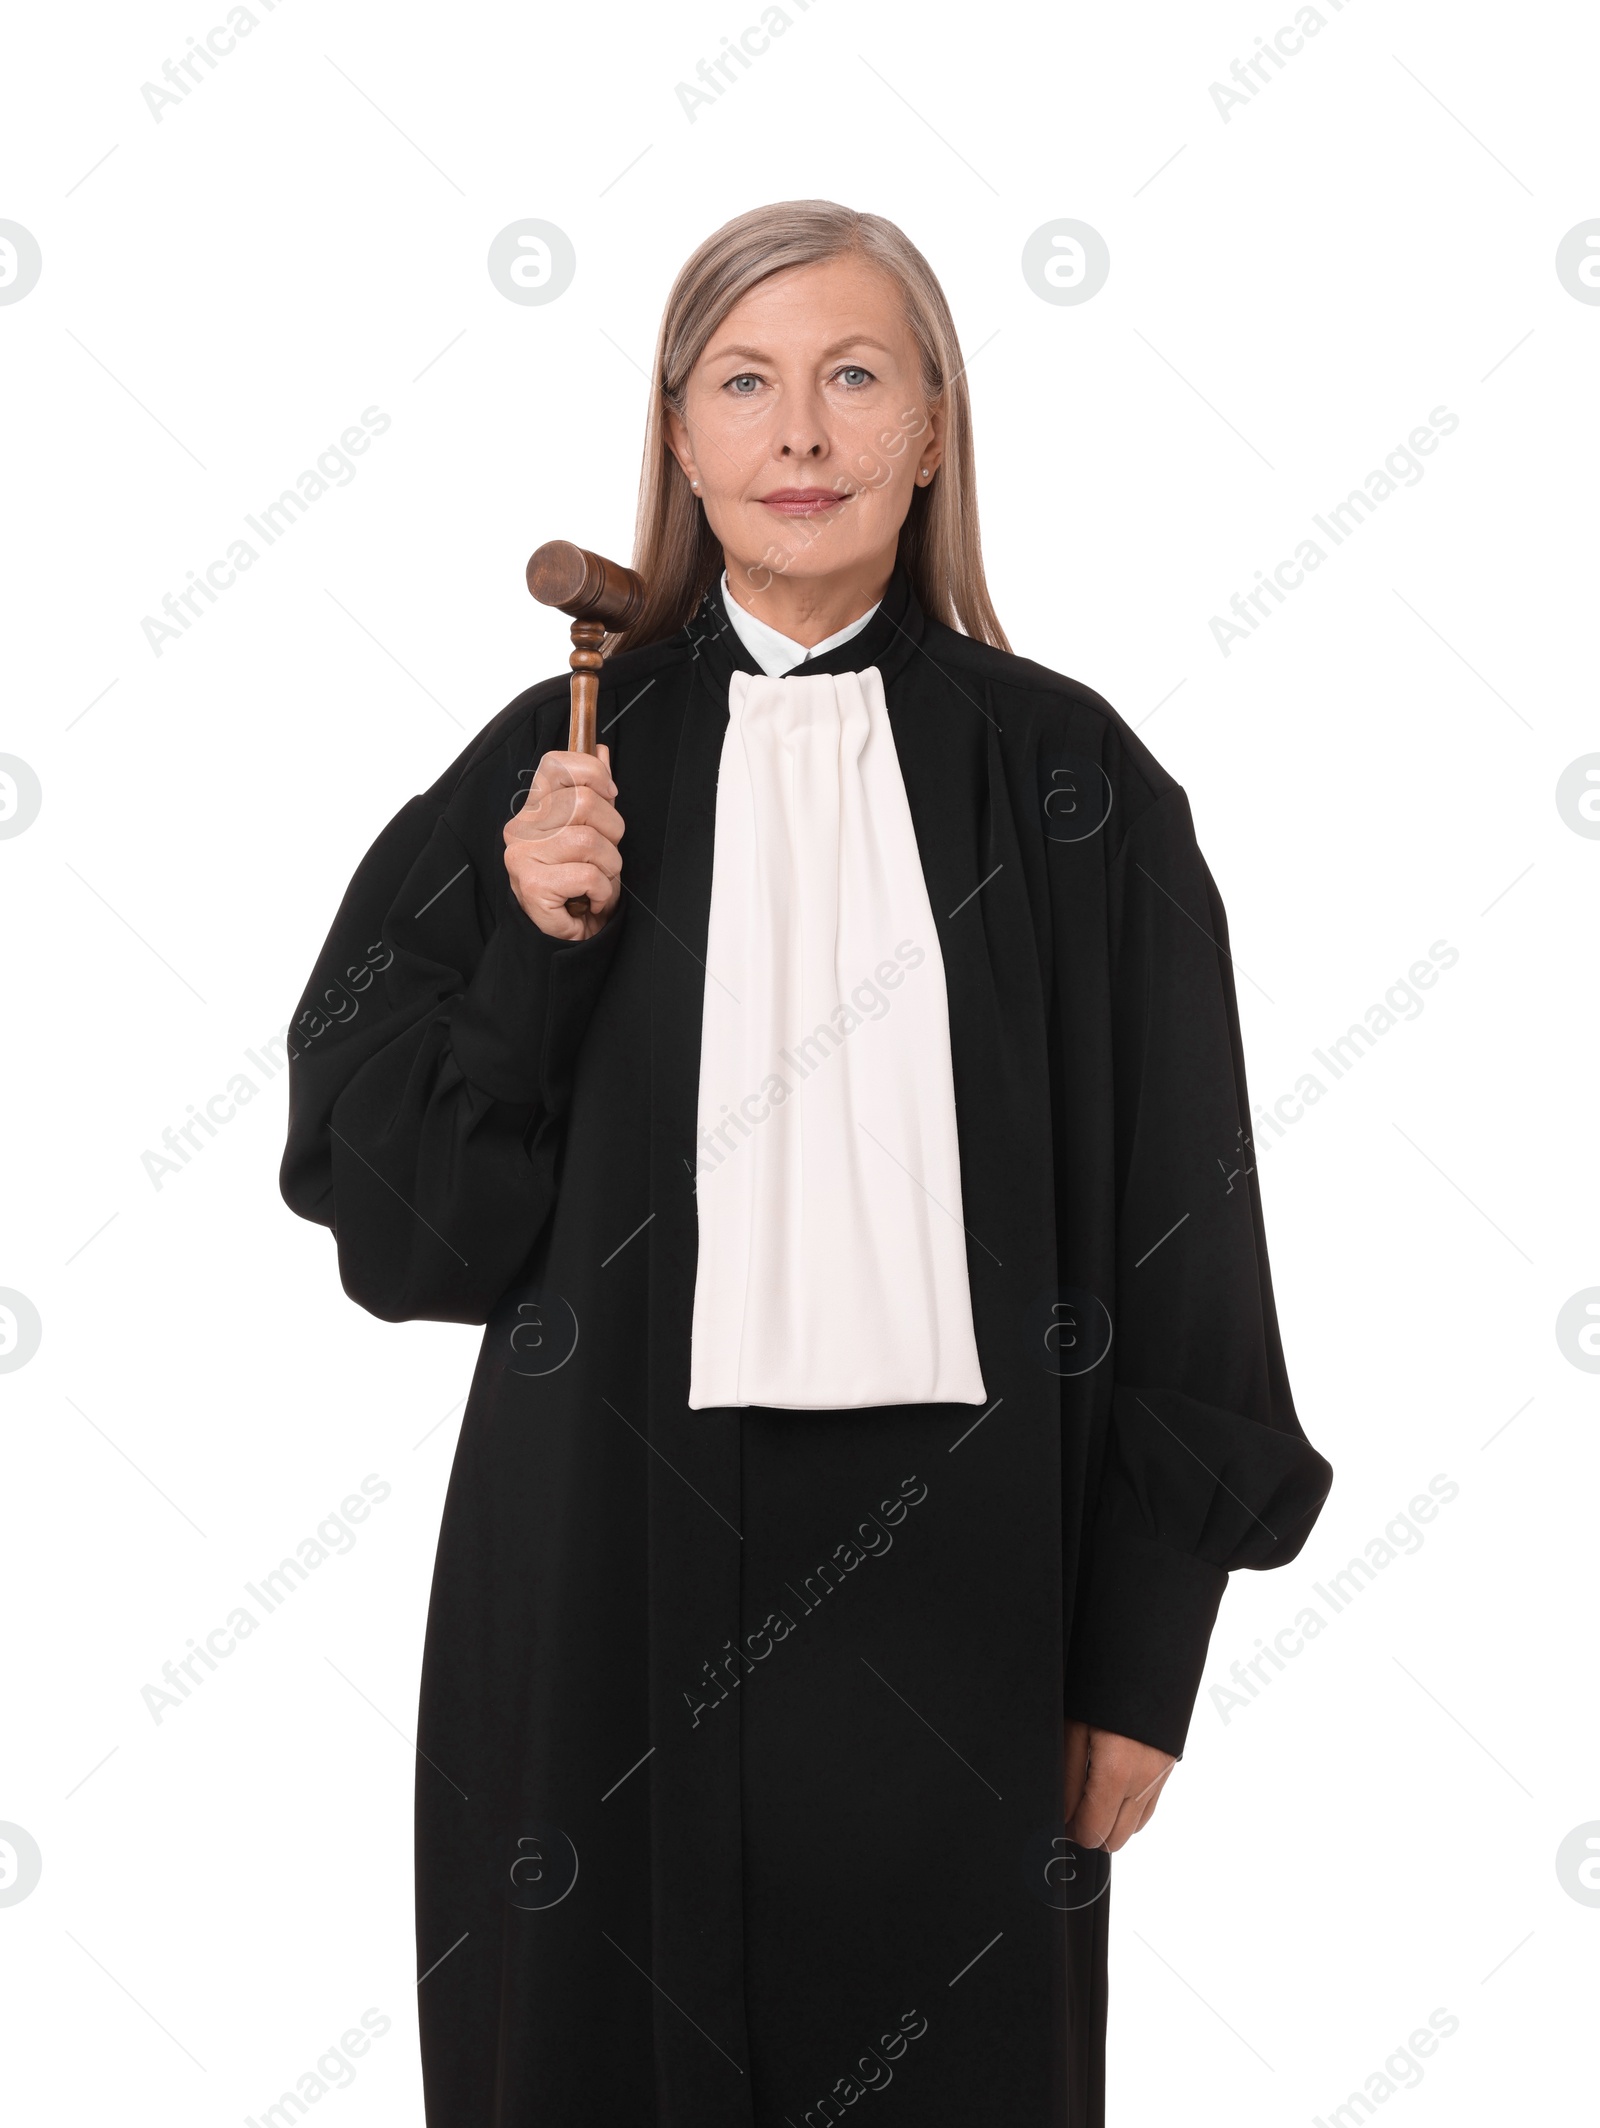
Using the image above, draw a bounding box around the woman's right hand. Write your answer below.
[504,744,624,942]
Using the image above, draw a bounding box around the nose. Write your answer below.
[775,383,828,463]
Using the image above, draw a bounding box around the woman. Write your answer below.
[281,199,1332,2127]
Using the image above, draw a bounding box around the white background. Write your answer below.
[2,0,1595,2120]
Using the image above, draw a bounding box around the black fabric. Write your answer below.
[280,562,1332,2126]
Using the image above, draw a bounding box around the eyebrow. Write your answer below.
[706,335,898,365]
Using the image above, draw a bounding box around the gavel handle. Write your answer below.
[564,621,605,918]
[525,543,643,922]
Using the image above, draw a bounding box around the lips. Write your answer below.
[758,488,853,518]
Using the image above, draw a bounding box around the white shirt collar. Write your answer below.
[719,569,881,677]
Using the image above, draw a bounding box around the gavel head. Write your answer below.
[526,541,647,631]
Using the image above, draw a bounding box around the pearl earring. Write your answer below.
[691,478,700,490]
[920,467,930,479]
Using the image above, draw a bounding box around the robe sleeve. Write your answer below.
[1062,785,1333,1758]
[278,765,625,1325]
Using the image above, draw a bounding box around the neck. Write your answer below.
[722,551,893,647]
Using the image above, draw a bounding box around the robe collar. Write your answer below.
[682,558,927,692]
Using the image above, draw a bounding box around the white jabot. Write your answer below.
[687,660,987,1412]
[718,570,880,676]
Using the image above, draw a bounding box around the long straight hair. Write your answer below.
[606,199,1009,656]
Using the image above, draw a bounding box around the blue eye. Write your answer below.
[727,373,762,394]
[837,365,873,387]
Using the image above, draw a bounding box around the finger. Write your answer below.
[515,860,620,912]
[567,865,621,914]
[510,824,624,876]
[532,750,618,800]
[535,747,616,784]
[514,779,624,834]
[1103,1794,1146,1854]
[507,892,593,943]
[508,855,621,916]
[527,781,620,830]
[1122,1759,1175,1844]
[1063,1720,1090,1824]
[509,820,624,887]
[533,909,590,942]
[1065,1752,1124,1854]
[513,801,625,856]
[1126,1755,1174,1817]
[1098,1737,1174,1812]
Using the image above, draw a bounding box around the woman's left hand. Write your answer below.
[1063,1720,1175,1852]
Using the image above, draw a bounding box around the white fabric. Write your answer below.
[687,662,987,1411]
[718,569,880,676]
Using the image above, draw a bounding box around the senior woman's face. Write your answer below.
[666,254,943,606]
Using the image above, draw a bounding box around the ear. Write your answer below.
[914,398,945,484]
[664,406,699,490]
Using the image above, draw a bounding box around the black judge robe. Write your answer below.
[279,563,1332,2128]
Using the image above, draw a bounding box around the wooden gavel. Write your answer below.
[525,540,646,917]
